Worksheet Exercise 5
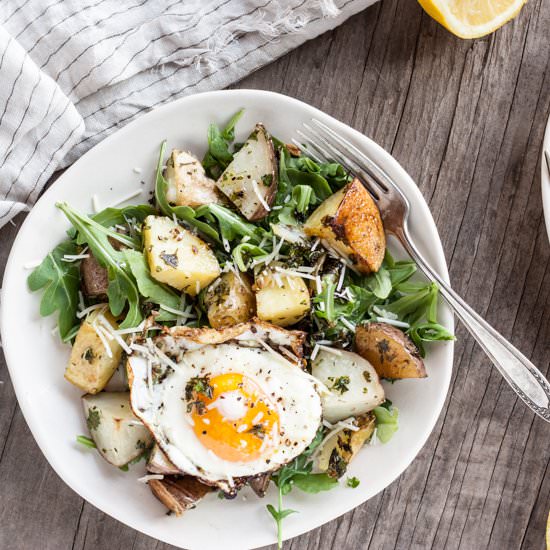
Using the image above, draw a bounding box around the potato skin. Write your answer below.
[149,476,212,516]
[65,312,123,394]
[317,412,376,478]
[204,272,255,329]
[355,322,426,379]
[216,123,278,221]
[304,178,385,273]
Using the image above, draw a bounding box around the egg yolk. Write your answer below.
[189,373,279,462]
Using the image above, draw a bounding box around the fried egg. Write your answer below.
[127,325,322,492]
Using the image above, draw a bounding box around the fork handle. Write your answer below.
[397,228,550,422]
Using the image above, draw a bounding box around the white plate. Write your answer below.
[542,113,550,241]
[1,90,454,550]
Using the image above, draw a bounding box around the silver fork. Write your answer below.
[295,118,550,422]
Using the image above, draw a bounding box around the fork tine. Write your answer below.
[300,124,356,171]
[295,129,335,165]
[311,119,398,194]
[290,137,325,164]
[299,124,382,200]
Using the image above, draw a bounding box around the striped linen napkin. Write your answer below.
[0,0,375,228]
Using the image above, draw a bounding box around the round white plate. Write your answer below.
[542,113,550,241]
[1,90,454,550]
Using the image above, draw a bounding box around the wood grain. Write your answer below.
[1,0,549,549]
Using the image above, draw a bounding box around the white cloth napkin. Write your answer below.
[0,0,375,228]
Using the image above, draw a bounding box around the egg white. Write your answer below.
[127,343,322,489]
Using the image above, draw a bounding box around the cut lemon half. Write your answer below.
[418,0,527,38]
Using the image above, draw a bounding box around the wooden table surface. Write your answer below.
[1,1,549,549]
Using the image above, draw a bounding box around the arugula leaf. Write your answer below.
[76,435,96,449]
[27,240,81,341]
[56,202,142,329]
[232,243,268,271]
[202,109,244,179]
[267,427,336,548]
[92,204,155,229]
[123,250,181,310]
[197,203,265,245]
[373,404,399,443]
[408,321,455,356]
[292,473,338,493]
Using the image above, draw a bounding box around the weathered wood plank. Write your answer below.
[0,0,549,549]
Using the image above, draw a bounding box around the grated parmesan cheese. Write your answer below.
[251,179,271,212]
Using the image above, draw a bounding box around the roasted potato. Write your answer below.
[355,322,426,379]
[253,265,310,327]
[165,149,223,208]
[149,476,212,516]
[80,253,109,298]
[82,392,153,467]
[147,444,181,475]
[204,271,255,329]
[248,473,271,498]
[143,215,220,296]
[303,178,385,273]
[311,348,385,423]
[65,311,123,394]
[317,412,376,478]
[216,123,277,221]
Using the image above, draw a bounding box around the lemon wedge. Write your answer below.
[418,0,527,38]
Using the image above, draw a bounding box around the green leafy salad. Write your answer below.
[28,110,453,548]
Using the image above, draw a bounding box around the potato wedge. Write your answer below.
[248,473,271,498]
[317,412,376,478]
[149,476,212,516]
[80,253,109,298]
[355,322,426,379]
[65,311,123,394]
[253,265,310,327]
[143,215,220,296]
[303,178,385,273]
[204,271,255,329]
[311,348,385,423]
[82,392,153,467]
[165,149,222,208]
[147,444,181,475]
[216,123,277,221]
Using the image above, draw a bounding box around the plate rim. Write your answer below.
[1,89,454,548]
[541,113,550,242]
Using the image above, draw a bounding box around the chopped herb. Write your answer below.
[328,375,350,394]
[159,251,178,268]
[86,407,101,431]
[185,375,214,401]
[346,476,360,488]
[248,424,266,439]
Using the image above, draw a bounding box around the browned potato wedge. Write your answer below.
[65,311,123,394]
[317,412,376,478]
[216,123,277,221]
[149,476,212,516]
[248,473,271,498]
[164,150,223,208]
[204,272,255,329]
[81,253,108,298]
[355,322,426,379]
[303,178,385,273]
